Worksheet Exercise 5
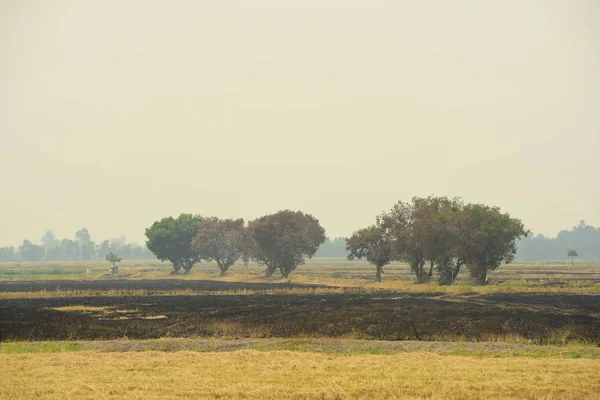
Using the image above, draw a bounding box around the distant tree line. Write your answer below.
[0,229,156,262]
[314,238,347,257]
[347,196,527,285]
[516,220,600,260]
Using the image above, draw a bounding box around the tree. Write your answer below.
[457,204,528,285]
[0,247,17,262]
[40,230,57,250]
[145,213,204,274]
[106,252,121,266]
[423,197,465,285]
[246,210,326,278]
[58,239,79,260]
[18,240,45,262]
[44,245,61,261]
[380,197,455,283]
[346,225,392,282]
[191,218,246,276]
[97,240,111,260]
[75,228,96,260]
[567,249,578,265]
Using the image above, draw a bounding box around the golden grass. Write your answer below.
[51,306,109,312]
[1,350,598,399]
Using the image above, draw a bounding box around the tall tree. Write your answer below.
[191,218,246,276]
[247,210,326,278]
[457,204,527,285]
[145,213,204,274]
[346,224,392,282]
[75,228,96,260]
[381,197,449,283]
[567,249,578,265]
[40,230,57,250]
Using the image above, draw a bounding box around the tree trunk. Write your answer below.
[471,268,487,285]
[428,261,434,277]
[412,260,429,284]
[438,260,463,285]
[218,261,227,277]
[375,265,382,282]
[171,263,182,274]
[451,262,463,284]
[473,274,487,285]
[265,264,276,277]
[181,262,193,275]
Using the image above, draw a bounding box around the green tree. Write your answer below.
[105,252,122,267]
[145,213,204,274]
[457,204,528,285]
[423,197,465,285]
[567,249,578,265]
[346,224,392,282]
[191,218,246,276]
[247,210,326,278]
[380,196,455,283]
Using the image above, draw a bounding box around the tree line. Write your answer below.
[145,210,326,277]
[311,223,600,261]
[516,220,600,260]
[346,196,527,284]
[0,229,156,262]
[143,197,526,285]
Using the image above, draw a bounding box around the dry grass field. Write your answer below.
[2,350,600,399]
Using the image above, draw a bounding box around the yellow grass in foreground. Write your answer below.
[2,350,599,399]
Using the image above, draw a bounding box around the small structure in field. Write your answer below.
[106,252,121,276]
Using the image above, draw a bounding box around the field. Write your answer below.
[1,259,599,399]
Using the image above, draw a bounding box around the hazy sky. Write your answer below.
[1,1,599,246]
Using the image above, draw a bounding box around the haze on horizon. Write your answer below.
[1,0,599,246]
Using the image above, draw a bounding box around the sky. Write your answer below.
[1,0,599,246]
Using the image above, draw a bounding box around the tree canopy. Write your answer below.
[191,218,246,276]
[246,210,326,278]
[145,213,205,274]
[372,196,527,285]
[105,252,122,265]
[456,203,528,284]
[346,224,392,282]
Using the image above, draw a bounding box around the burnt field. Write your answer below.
[1,279,599,345]
[0,278,320,293]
